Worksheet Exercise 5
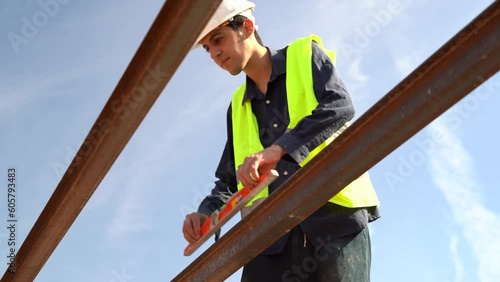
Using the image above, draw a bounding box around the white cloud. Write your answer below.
[345,58,371,106]
[106,166,151,239]
[1,69,74,110]
[347,58,370,86]
[104,81,230,238]
[449,234,465,282]
[0,61,107,125]
[86,173,121,211]
[139,81,231,168]
[428,119,500,282]
[394,54,414,77]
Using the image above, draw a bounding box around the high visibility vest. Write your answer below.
[231,34,379,208]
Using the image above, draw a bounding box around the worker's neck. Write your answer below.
[244,44,271,93]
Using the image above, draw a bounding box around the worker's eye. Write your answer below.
[214,36,223,45]
[203,46,210,53]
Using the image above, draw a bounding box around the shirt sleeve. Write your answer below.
[273,42,355,164]
[197,105,238,216]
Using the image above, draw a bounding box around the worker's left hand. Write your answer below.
[237,144,286,189]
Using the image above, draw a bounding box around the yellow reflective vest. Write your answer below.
[231,34,379,208]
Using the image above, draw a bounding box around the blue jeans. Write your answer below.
[241,226,371,282]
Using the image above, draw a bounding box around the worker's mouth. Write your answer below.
[221,58,230,69]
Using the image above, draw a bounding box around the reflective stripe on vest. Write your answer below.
[231,34,379,208]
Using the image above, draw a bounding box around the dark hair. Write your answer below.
[227,15,264,46]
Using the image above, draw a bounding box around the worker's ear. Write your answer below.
[241,18,255,39]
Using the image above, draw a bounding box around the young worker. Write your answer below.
[182,1,380,281]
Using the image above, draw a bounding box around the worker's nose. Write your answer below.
[210,47,221,60]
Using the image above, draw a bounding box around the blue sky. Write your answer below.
[0,0,498,281]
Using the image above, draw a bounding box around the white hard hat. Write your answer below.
[193,0,256,49]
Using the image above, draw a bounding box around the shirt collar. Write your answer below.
[241,47,286,104]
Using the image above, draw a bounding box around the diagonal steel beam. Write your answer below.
[172,2,499,281]
[0,1,222,281]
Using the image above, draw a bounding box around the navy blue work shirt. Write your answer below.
[198,42,380,255]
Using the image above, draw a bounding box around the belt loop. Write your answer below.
[303,233,307,247]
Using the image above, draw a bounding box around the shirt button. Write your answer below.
[283,171,289,176]
[273,123,278,128]
[265,100,270,104]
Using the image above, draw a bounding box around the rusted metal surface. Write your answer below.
[0,1,222,281]
[172,2,499,281]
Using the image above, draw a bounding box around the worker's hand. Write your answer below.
[183,212,208,243]
[237,144,286,189]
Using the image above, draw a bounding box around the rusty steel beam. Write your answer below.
[0,1,222,281]
[173,2,499,281]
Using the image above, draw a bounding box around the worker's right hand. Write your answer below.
[183,212,209,243]
[237,144,285,189]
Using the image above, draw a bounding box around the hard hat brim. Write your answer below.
[192,1,256,50]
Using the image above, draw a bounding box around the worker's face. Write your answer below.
[200,21,253,75]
